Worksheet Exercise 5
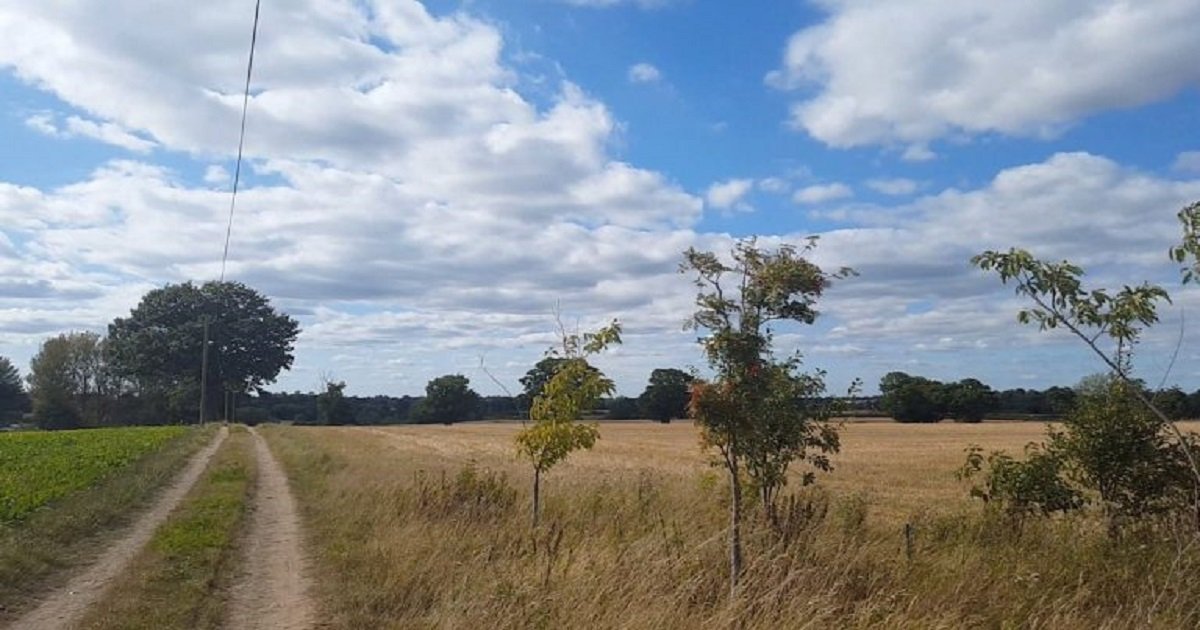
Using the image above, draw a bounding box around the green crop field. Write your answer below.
[0,427,188,522]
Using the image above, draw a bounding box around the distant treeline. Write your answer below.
[219,383,1200,426]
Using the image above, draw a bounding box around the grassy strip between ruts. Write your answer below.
[78,425,255,630]
[0,425,215,622]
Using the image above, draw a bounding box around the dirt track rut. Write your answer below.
[9,426,229,630]
[226,427,313,630]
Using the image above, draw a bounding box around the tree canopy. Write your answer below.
[107,281,299,421]
[414,374,481,424]
[638,368,694,422]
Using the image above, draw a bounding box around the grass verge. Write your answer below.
[266,425,1200,629]
[78,425,254,630]
[0,425,214,620]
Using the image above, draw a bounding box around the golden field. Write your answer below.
[262,420,1200,629]
[358,419,1056,523]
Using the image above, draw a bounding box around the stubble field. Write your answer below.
[262,419,1200,629]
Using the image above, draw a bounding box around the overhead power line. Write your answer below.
[200,0,263,425]
[220,0,262,282]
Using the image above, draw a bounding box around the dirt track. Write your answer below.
[9,426,229,630]
[226,427,313,630]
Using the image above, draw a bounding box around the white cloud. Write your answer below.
[203,165,230,186]
[25,113,156,153]
[792,182,852,204]
[627,62,662,84]
[4,2,1200,397]
[0,0,708,395]
[758,177,790,194]
[1174,151,1200,174]
[901,144,936,162]
[705,178,754,211]
[866,177,918,196]
[769,1,1200,148]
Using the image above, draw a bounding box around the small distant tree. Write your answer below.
[0,356,26,420]
[517,357,567,414]
[1155,386,1190,421]
[316,378,354,425]
[414,374,481,424]
[26,332,117,429]
[606,396,640,420]
[681,237,852,595]
[515,319,621,527]
[638,368,694,422]
[940,378,998,423]
[1044,385,1078,416]
[28,335,82,430]
[879,372,944,423]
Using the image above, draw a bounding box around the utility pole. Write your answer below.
[198,319,210,425]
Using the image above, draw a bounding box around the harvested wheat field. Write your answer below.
[358,420,1050,522]
[263,420,1200,630]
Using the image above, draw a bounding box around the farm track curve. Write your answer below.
[8,425,229,630]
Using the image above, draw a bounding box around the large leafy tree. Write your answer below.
[638,368,694,422]
[682,237,851,595]
[414,374,481,424]
[516,320,621,526]
[107,281,299,421]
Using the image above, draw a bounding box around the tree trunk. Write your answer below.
[532,468,541,528]
[728,458,743,599]
[762,483,777,528]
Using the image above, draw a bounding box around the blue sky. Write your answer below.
[1,0,1199,397]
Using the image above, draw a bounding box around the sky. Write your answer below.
[1,0,1199,398]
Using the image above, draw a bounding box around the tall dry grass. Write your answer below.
[264,421,1200,629]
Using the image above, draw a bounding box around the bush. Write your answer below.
[1050,378,1194,520]
[959,377,1197,529]
[959,444,1082,516]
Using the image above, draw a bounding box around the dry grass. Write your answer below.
[264,420,1200,629]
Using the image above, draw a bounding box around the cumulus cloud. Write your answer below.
[0,0,707,393]
[3,2,1199,396]
[705,178,753,211]
[793,182,852,204]
[769,1,1200,148]
[627,62,662,84]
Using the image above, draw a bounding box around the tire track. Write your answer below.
[226,427,313,630]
